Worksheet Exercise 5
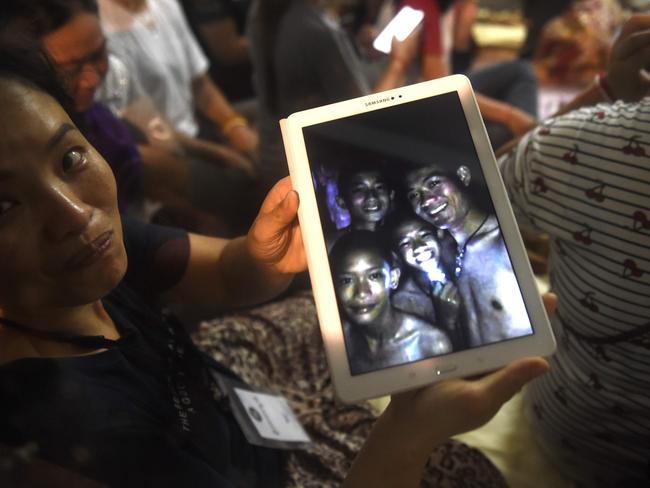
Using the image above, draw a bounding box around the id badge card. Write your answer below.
[210,369,311,450]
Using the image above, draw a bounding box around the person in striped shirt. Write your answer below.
[498,14,650,487]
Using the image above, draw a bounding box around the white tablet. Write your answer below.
[280,75,556,403]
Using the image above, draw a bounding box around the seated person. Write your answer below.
[98,0,263,230]
[498,14,650,487]
[1,1,141,216]
[399,0,539,149]
[0,44,551,487]
[97,0,258,160]
[405,163,531,346]
[388,211,463,348]
[248,0,420,191]
[180,0,255,103]
[330,231,452,375]
[1,0,246,234]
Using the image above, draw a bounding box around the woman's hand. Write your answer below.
[389,292,556,443]
[246,177,306,274]
[388,356,549,442]
[344,293,556,487]
[344,355,549,488]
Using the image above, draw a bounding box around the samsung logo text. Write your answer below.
[365,97,392,107]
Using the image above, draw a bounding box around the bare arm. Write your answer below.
[452,0,478,52]
[419,50,535,137]
[163,178,305,307]
[496,13,650,157]
[343,292,555,487]
[192,72,241,126]
[475,93,537,136]
[173,132,256,177]
[373,26,423,93]
[373,58,411,93]
[495,83,602,157]
[421,53,449,80]
[191,73,258,158]
[343,355,550,487]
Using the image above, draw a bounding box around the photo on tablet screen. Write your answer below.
[301,92,534,376]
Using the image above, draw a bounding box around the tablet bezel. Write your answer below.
[281,75,556,403]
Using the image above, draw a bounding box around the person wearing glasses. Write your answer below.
[1,0,254,235]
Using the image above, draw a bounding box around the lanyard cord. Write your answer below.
[0,295,239,388]
[0,316,120,350]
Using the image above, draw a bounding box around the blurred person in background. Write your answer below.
[2,0,256,236]
[248,0,419,193]
[98,0,263,232]
[180,0,256,106]
[397,0,539,149]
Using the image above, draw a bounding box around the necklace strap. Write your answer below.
[0,317,119,350]
[454,214,491,279]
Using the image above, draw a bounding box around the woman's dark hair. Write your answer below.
[252,0,292,115]
[0,0,98,38]
[0,34,76,119]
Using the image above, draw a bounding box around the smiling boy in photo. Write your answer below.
[330,231,451,375]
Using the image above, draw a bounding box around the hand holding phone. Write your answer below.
[373,6,424,55]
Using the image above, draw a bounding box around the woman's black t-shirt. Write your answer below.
[0,218,283,487]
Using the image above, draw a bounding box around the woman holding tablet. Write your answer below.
[0,47,550,487]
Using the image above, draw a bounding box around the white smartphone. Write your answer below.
[372,6,424,54]
[280,76,556,403]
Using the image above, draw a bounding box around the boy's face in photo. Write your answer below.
[342,171,393,224]
[394,219,440,273]
[334,248,399,326]
[405,167,470,230]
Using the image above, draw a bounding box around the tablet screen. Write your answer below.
[302,92,534,376]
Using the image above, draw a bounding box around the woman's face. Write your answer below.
[0,79,126,314]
